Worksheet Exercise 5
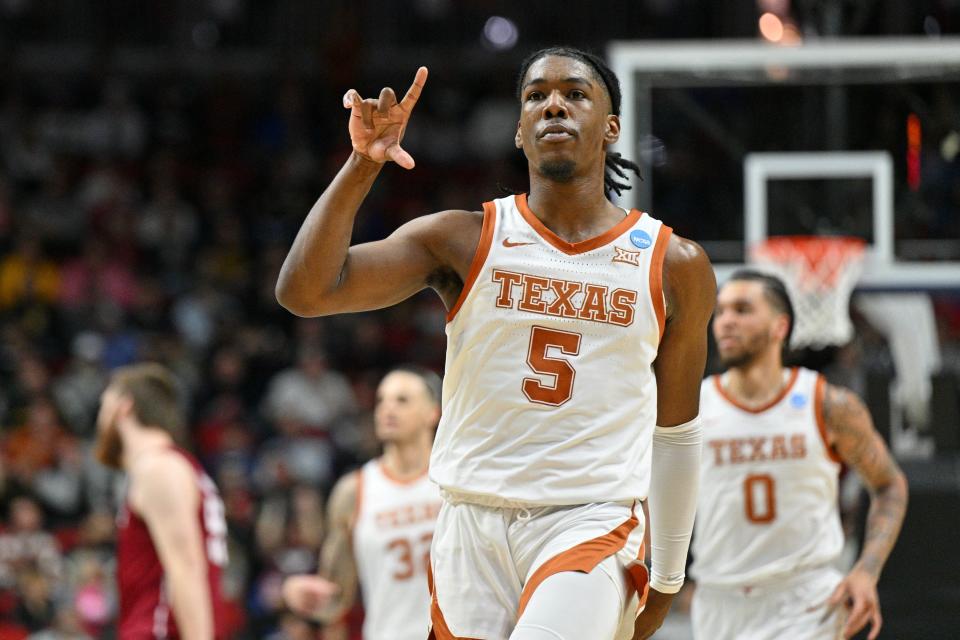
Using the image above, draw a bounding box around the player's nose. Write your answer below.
[542,90,568,119]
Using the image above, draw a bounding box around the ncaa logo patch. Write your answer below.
[630,230,653,250]
[789,393,807,409]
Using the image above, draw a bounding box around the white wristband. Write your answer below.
[648,416,702,594]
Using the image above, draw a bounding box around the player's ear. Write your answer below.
[115,393,136,421]
[604,114,620,145]
[515,122,523,149]
[773,313,790,343]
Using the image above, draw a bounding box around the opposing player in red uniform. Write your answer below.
[95,363,229,639]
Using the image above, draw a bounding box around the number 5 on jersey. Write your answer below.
[523,326,583,406]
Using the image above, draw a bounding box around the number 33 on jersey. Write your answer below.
[430,194,672,506]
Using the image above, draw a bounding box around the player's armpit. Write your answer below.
[313,472,361,622]
[823,384,908,580]
[653,235,716,426]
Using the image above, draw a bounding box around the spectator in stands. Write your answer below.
[51,332,108,436]
[0,235,59,311]
[0,496,62,589]
[14,567,56,632]
[261,344,356,434]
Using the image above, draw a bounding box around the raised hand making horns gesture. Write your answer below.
[342,66,428,169]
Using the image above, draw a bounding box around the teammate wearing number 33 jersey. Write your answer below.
[282,367,443,640]
[275,45,717,640]
[94,363,229,639]
[690,272,908,640]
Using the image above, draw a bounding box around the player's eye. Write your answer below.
[569,89,586,99]
[526,91,544,102]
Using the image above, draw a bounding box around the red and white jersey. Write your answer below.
[430,193,672,506]
[690,368,844,588]
[352,459,441,640]
[117,448,228,639]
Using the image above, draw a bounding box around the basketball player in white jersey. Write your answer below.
[282,366,443,639]
[275,46,716,639]
[691,271,908,640]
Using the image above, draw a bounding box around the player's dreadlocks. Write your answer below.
[516,46,642,198]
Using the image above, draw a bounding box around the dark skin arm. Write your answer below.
[823,384,908,640]
[633,235,716,640]
[274,67,481,317]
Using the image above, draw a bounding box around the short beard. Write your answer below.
[539,159,576,183]
[719,350,757,369]
[719,331,772,370]
[94,422,124,470]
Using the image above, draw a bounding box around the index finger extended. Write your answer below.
[399,66,429,111]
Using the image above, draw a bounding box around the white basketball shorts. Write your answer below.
[691,567,846,640]
[427,497,648,639]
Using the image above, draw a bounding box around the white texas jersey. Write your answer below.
[352,459,442,640]
[690,367,844,587]
[430,193,672,506]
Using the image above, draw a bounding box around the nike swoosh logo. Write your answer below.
[503,238,535,248]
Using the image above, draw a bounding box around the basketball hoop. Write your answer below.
[749,236,866,350]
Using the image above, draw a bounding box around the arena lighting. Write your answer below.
[907,113,921,192]
[482,16,519,51]
[780,23,802,45]
[759,12,784,43]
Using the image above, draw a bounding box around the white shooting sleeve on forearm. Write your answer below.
[647,416,702,594]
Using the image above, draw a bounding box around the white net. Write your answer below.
[750,236,866,350]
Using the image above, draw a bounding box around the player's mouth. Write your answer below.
[717,336,739,349]
[538,123,576,141]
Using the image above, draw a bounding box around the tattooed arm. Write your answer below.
[822,383,909,640]
[282,472,359,623]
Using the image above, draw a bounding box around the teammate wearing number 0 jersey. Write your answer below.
[275,46,717,639]
[690,271,908,640]
[282,367,442,640]
[94,363,228,639]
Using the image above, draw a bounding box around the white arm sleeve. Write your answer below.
[647,416,702,594]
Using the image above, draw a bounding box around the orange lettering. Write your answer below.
[790,434,806,458]
[709,440,726,465]
[546,279,582,317]
[492,270,523,308]
[608,289,637,326]
[730,439,746,464]
[577,284,609,322]
[518,275,550,313]
[770,435,789,460]
[747,437,767,461]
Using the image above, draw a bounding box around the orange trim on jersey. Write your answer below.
[713,367,800,414]
[515,193,643,256]
[626,542,650,613]
[348,469,363,532]
[649,224,672,342]
[427,565,483,640]
[446,202,496,323]
[814,375,843,465]
[378,458,430,485]
[516,506,640,619]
